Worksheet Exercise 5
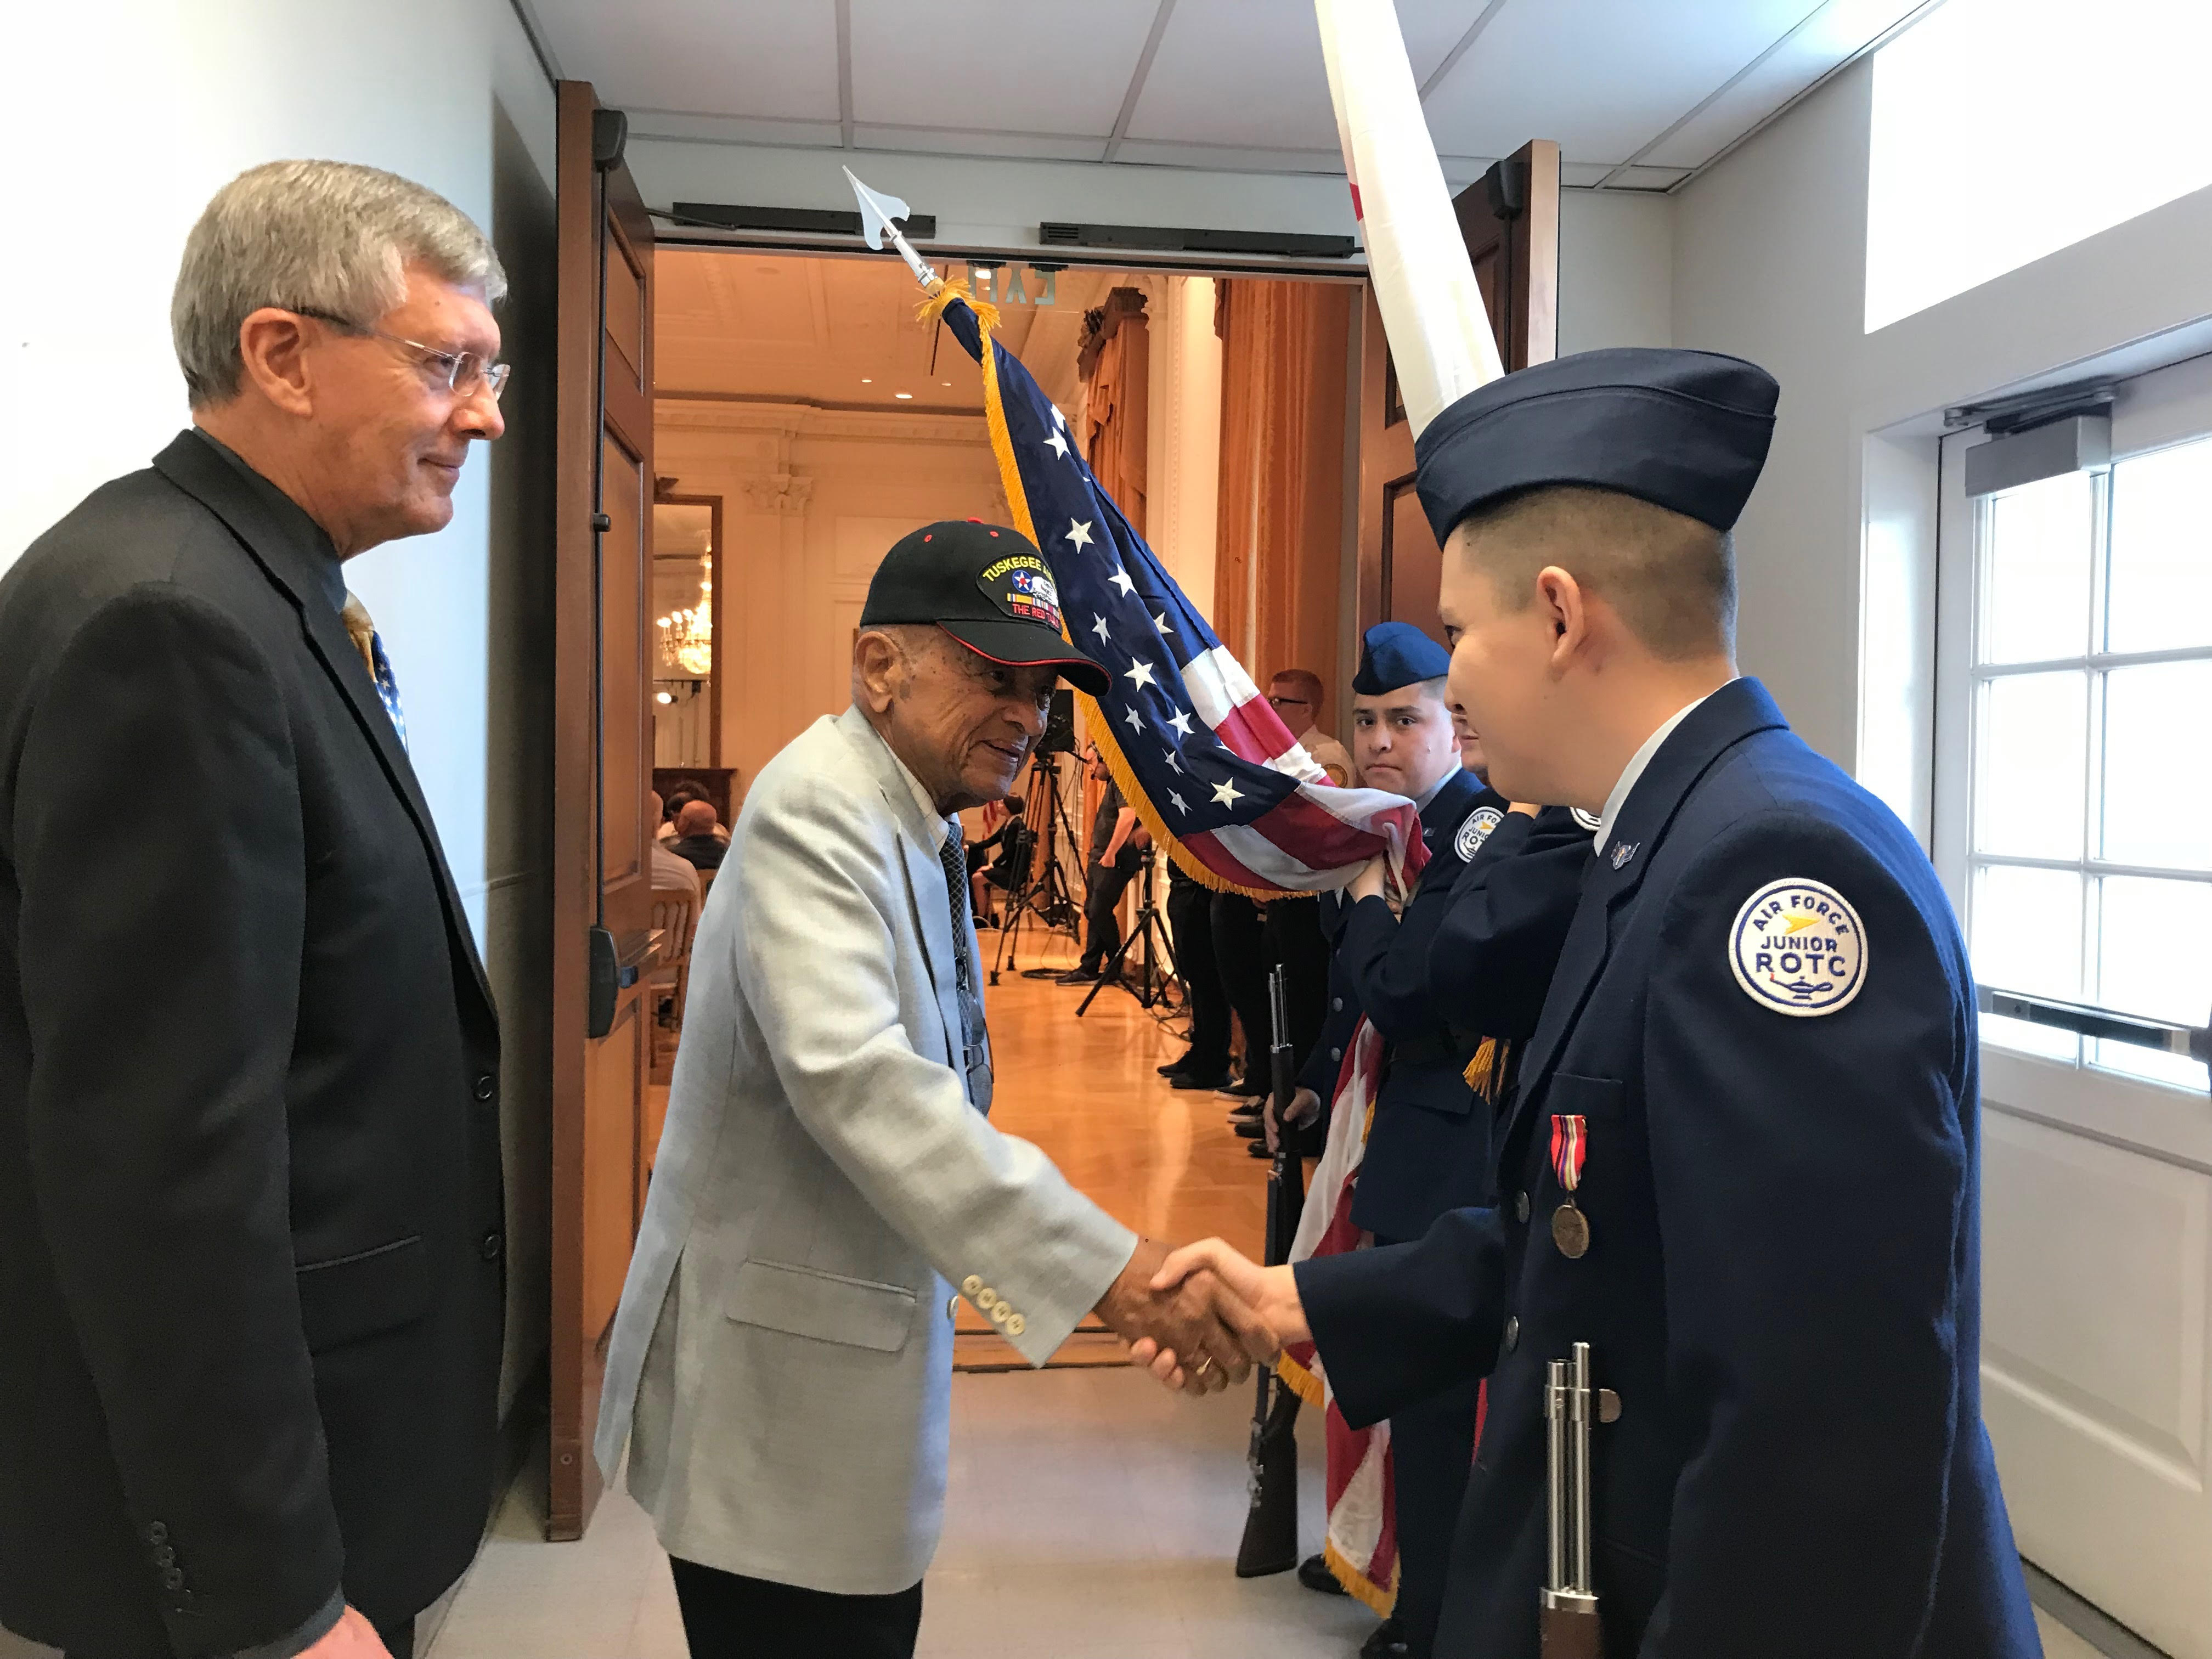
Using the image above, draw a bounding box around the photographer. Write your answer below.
[1058,748,1150,986]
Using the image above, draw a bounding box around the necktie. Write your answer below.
[939,823,992,1110]
[340,594,409,752]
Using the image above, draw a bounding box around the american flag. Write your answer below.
[939,296,1421,896]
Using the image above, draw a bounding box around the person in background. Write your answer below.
[0,160,509,1659]
[1159,860,1234,1091]
[966,795,1026,928]
[669,800,729,872]
[1059,748,1149,986]
[651,791,703,902]
[658,780,731,845]
[1267,667,1352,786]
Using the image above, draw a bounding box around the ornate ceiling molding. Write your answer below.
[657,396,988,447]
[737,473,817,514]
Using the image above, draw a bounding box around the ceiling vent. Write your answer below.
[670,202,937,240]
[1037,222,1357,259]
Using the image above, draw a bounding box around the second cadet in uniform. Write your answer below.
[1139,348,2042,1659]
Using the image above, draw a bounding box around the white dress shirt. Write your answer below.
[1593,681,1736,853]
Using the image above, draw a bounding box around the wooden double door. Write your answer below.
[1357,139,1561,645]
[548,78,657,1539]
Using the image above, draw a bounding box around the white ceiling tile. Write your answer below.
[1421,0,1821,165]
[1109,139,1345,174]
[848,0,1160,137]
[1122,0,1341,149]
[1560,161,1617,188]
[529,0,839,121]
[1637,0,1927,167]
[1596,165,1694,191]
[853,127,1111,165]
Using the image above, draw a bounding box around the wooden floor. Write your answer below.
[956,928,1269,1363]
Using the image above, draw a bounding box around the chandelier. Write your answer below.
[657,555,713,678]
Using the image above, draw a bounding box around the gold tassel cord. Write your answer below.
[916,274,1001,336]
[1463,1036,1509,1101]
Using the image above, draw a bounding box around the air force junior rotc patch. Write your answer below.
[1729,877,1867,1016]
[1455,805,1503,862]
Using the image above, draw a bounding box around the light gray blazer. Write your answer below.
[595,706,1136,1594]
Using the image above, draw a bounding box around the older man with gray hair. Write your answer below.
[0,161,509,1659]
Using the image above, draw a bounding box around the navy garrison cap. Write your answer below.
[1412,347,1780,543]
[1351,621,1452,696]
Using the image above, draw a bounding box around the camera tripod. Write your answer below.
[990,752,1082,985]
[1077,853,1181,1015]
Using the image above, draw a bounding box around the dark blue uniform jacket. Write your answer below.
[1296,678,2039,1659]
[1342,781,1585,1240]
[1294,770,1485,1124]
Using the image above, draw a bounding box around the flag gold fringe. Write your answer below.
[1275,1350,1324,1407]
[969,298,1298,901]
[1325,1537,1400,1617]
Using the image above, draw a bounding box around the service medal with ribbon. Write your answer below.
[1549,1114,1590,1259]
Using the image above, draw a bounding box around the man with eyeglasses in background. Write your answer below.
[0,161,511,1659]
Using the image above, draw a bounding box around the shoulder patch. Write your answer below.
[1729,878,1868,1017]
[1454,805,1504,862]
[1571,807,1602,833]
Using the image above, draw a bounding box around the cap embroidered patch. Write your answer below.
[978,554,1064,635]
[1455,805,1503,862]
[1729,877,1867,1017]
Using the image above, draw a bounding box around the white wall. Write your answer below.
[1672,54,2212,776]
[3,0,555,943]
[1,0,561,1423]
[1559,190,1675,356]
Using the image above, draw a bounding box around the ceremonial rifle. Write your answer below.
[1235,967,1306,1576]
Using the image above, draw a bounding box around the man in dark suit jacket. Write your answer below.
[0,160,510,1659]
[1138,350,2039,1657]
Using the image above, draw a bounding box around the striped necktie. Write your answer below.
[939,823,992,1111]
[340,594,409,751]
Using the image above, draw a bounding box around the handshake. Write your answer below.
[1093,1237,1314,1395]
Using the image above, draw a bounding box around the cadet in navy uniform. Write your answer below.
[1138,348,2041,1658]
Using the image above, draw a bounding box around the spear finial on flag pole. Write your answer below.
[843,166,938,290]
[1314,0,1502,435]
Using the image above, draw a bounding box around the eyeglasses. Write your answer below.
[291,307,512,403]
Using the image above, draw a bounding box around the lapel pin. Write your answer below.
[1610,840,1637,870]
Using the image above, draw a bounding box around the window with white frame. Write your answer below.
[1965,440,2212,1090]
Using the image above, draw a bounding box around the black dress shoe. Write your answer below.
[1247,1138,1274,1158]
[1055,965,1102,984]
[1359,1618,1409,1659]
[1233,1120,1267,1139]
[1157,1052,1197,1076]
[1172,1069,1233,1091]
[1215,1074,1268,1100]
[1226,1099,1265,1120]
[1296,1554,1347,1596]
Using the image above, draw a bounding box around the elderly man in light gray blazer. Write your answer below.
[596,521,1276,1657]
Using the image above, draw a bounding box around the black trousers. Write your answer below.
[376,1616,416,1659]
[1166,868,1231,1070]
[669,1558,923,1658]
[1079,853,1142,970]
[1372,1234,1484,1659]
[1210,891,1268,1070]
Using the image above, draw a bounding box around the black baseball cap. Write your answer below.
[860,520,1111,696]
